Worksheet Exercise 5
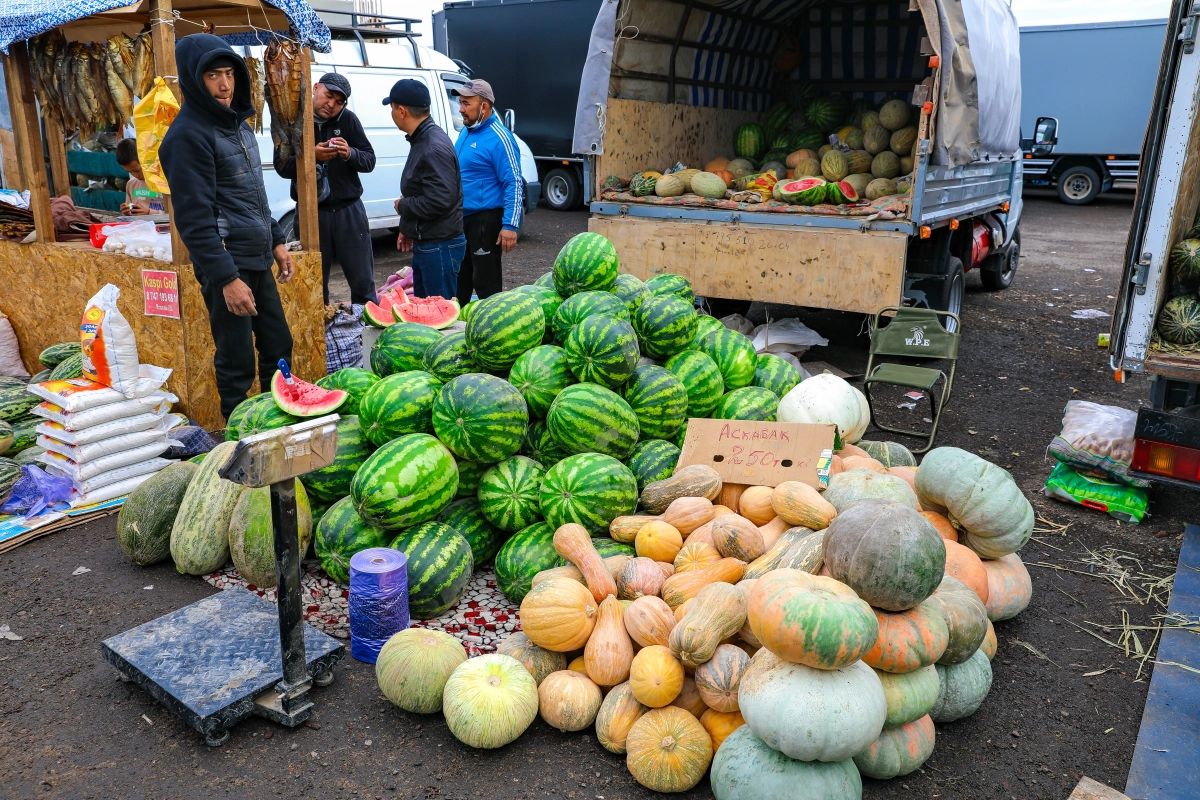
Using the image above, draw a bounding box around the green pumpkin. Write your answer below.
[874,664,940,728]
[852,715,936,780]
[926,575,989,665]
[930,648,993,722]
[711,725,863,799]
[823,469,918,513]
[856,439,917,467]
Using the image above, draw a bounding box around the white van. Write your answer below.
[243,33,541,237]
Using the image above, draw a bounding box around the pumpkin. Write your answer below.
[875,664,939,728]
[747,569,878,669]
[636,520,684,563]
[852,714,936,779]
[670,582,748,667]
[538,669,602,731]
[888,466,919,500]
[694,644,749,712]
[568,655,588,674]
[710,514,765,561]
[617,556,666,600]
[519,577,599,652]
[699,708,745,752]
[711,504,735,517]
[829,454,845,476]
[735,578,762,647]
[943,538,990,604]
[376,629,467,713]
[757,517,788,549]
[660,557,744,608]
[656,560,676,578]
[737,486,776,526]
[931,648,993,722]
[915,447,1034,558]
[982,553,1032,621]
[719,482,746,511]
[585,596,635,686]
[674,540,722,573]
[711,726,863,799]
[981,618,997,659]
[673,597,694,623]
[685,520,715,548]
[921,510,958,542]
[739,648,887,761]
[705,156,730,172]
[927,574,989,664]
[640,464,722,514]
[625,706,713,793]
[496,632,567,685]
[629,645,685,707]
[669,673,709,717]
[611,514,661,544]
[623,595,676,647]
[604,553,633,582]
[777,372,870,443]
[821,498,945,611]
[554,523,618,603]
[838,443,871,458]
[441,654,539,748]
[858,439,918,467]
[840,455,886,473]
[532,564,584,588]
[861,601,949,673]
[743,527,815,579]
[773,533,824,573]
[824,469,919,513]
[714,169,735,187]
[660,496,714,535]
[595,681,649,753]
[771,481,837,529]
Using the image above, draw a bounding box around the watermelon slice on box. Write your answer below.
[364,289,409,328]
[270,362,348,418]
[393,295,461,329]
[779,177,827,205]
[826,179,861,205]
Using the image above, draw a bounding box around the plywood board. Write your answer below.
[676,419,836,488]
[590,216,908,315]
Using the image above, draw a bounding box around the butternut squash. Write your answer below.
[585,596,635,686]
[554,523,617,603]
[636,520,684,563]
[674,540,722,574]
[742,527,815,579]
[617,557,666,600]
[641,465,723,514]
[772,481,838,530]
[757,517,789,549]
[623,595,677,647]
[737,486,776,526]
[710,514,765,562]
[774,532,825,574]
[661,557,745,608]
[520,577,599,652]
[669,582,748,667]
[686,521,715,548]
[673,597,694,623]
[611,514,661,544]
[595,681,649,754]
[660,496,715,535]
[719,483,747,511]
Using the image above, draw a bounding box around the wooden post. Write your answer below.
[46,117,70,198]
[3,43,55,243]
[149,0,189,267]
[294,48,319,252]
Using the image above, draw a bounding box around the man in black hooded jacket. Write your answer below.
[160,33,296,421]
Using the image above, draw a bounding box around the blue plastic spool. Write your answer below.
[348,548,409,663]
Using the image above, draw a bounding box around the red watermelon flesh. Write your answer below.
[780,177,827,205]
[393,296,461,329]
[364,289,409,328]
[827,180,860,204]
[270,370,348,417]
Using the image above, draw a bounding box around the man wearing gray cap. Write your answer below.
[276,72,378,305]
[452,79,523,306]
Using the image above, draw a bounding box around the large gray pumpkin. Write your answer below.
[711,725,863,800]
[931,648,993,722]
[823,469,918,513]
[926,574,989,664]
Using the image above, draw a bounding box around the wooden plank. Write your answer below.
[46,117,71,198]
[589,216,908,315]
[0,129,24,191]
[294,48,319,252]
[149,0,190,269]
[3,44,55,243]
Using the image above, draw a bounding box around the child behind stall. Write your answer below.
[116,138,164,215]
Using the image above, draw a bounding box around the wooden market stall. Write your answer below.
[0,0,328,430]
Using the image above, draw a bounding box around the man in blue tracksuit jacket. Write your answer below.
[452,80,523,306]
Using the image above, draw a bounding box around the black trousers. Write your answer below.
[317,199,377,306]
[196,268,294,421]
[457,207,505,306]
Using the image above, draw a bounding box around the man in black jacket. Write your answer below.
[386,80,464,298]
[160,33,295,421]
[276,73,377,305]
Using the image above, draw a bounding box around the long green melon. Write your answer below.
[550,290,629,344]
[494,521,558,602]
[432,373,528,462]
[546,383,639,460]
[464,290,546,371]
[358,370,443,446]
[371,322,442,377]
[539,452,638,533]
[301,415,373,502]
[0,420,12,457]
[563,315,640,388]
[315,368,379,417]
[315,495,391,584]
[47,352,83,381]
[622,365,689,441]
[552,232,619,297]
[422,331,480,382]
[170,441,245,575]
[508,345,574,418]
[477,455,545,532]
[228,481,314,588]
[389,521,474,618]
[0,386,38,423]
[38,341,80,369]
[351,433,459,530]
[116,462,198,566]
[438,497,505,566]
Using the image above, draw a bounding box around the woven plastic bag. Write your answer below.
[81,285,141,394]
[1047,400,1148,487]
[1043,462,1149,524]
[133,77,180,195]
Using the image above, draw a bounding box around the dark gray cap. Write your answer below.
[382,78,431,107]
[319,72,351,99]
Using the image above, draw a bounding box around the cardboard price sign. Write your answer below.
[676,419,836,488]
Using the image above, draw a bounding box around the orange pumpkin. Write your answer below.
[520,577,599,652]
[719,483,747,511]
[668,673,709,717]
[656,561,676,579]
[737,486,776,526]
[981,618,997,660]
[611,514,662,544]
[629,645,685,707]
[784,169,795,179]
[585,596,635,686]
[838,443,872,458]
[674,540,722,573]
[686,521,715,548]
[673,597,694,623]
[568,655,588,674]
[496,631,567,685]
[625,706,713,792]
[623,596,677,648]
[921,511,957,542]
[747,569,878,669]
[943,539,990,605]
[636,520,685,563]
[595,681,649,753]
[711,504,735,517]
[841,455,887,473]
[693,643,749,712]
[704,157,730,173]
[710,514,765,561]
[981,553,1032,621]
[699,708,745,752]
[617,556,667,600]
[772,481,837,530]
[829,454,845,476]
[861,600,949,673]
[661,497,715,535]
[714,170,735,188]
[538,669,602,731]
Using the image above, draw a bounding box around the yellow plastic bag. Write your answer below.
[133,77,179,195]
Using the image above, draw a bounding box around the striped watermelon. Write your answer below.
[552,232,620,297]
[512,284,566,326]
[0,386,37,423]
[351,433,459,529]
[632,294,698,360]
[644,274,695,305]
[673,424,688,449]
[753,353,802,398]
[494,521,558,602]
[315,496,392,583]
[464,291,546,371]
[534,271,556,289]
[316,368,380,418]
[613,273,649,311]
[805,98,838,132]
[358,370,443,446]
[48,352,83,381]
[564,315,640,388]
[715,386,779,421]
[539,452,638,532]
[301,415,373,502]
[550,290,629,343]
[478,455,545,531]
[432,374,529,462]
[734,123,766,159]
[695,327,758,389]
[0,421,12,457]
[422,332,480,382]
[664,350,725,417]
[522,420,571,468]
[438,497,505,565]
[695,315,726,340]
[236,394,298,440]
[388,521,474,618]
[38,342,80,369]
[765,102,792,136]
[0,458,20,504]
[456,459,493,498]
[507,345,575,418]
[626,439,682,492]
[1158,295,1200,345]
[225,392,266,439]
[0,377,25,390]
[8,419,38,455]
[622,365,689,441]
[28,370,50,384]
[546,383,640,459]
[371,323,442,377]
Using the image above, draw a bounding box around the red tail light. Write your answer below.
[1132,438,1200,481]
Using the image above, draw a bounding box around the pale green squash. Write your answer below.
[874,664,940,728]
[823,469,918,513]
[711,726,862,800]
[927,574,989,664]
[931,648,993,722]
[915,447,1034,558]
[853,714,936,779]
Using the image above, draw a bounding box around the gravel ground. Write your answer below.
[1,192,1193,800]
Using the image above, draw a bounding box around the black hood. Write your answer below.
[175,33,254,129]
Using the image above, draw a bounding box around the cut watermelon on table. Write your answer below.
[270,365,348,417]
[364,289,409,328]
[394,295,461,329]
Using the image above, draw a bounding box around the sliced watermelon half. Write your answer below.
[393,295,461,329]
[363,289,409,328]
[779,177,827,205]
[270,369,348,417]
[826,180,860,205]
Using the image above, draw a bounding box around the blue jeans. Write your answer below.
[411,233,465,299]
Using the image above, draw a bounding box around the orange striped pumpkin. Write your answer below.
[861,600,949,673]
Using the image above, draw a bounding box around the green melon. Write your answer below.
[315,495,392,583]
[455,459,493,498]
[779,177,827,205]
[370,322,442,377]
[857,440,918,468]
[821,150,849,182]
[358,370,443,446]
[494,521,558,602]
[48,352,83,381]
[663,350,724,417]
[507,345,575,418]
[753,354,802,398]
[522,420,571,468]
[879,99,911,131]
[546,383,640,460]
[389,521,474,618]
[550,290,630,344]
[432,373,529,462]
[0,458,19,505]
[695,315,726,339]
[534,272,556,289]
[644,273,695,305]
[421,332,480,382]
[632,294,698,360]
[478,455,545,532]
[891,127,918,155]
[1169,239,1200,283]
[315,368,380,417]
[228,481,314,588]
[438,497,505,566]
[1158,295,1200,345]
[622,364,689,441]
[863,124,891,155]
[38,342,80,369]
[116,462,198,566]
[236,394,299,440]
[564,315,640,388]
[351,433,459,530]
[539,452,639,533]
[552,232,620,297]
[629,173,657,197]
[626,439,681,492]
[170,441,245,575]
[866,178,900,200]
[301,415,373,502]
[691,172,729,200]
[695,327,758,390]
[872,151,901,180]
[465,290,546,371]
[715,386,779,421]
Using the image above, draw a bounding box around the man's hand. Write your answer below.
[498,229,518,254]
[329,137,352,159]
[397,232,413,253]
[394,197,403,214]
[314,141,339,162]
[223,278,257,316]
[273,244,295,283]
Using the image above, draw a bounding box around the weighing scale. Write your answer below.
[102,413,347,746]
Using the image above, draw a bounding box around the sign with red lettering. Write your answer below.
[676,419,836,488]
[142,269,180,319]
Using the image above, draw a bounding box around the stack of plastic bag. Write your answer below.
[1044,400,1150,523]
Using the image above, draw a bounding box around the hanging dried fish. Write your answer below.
[27,34,52,117]
[133,32,155,98]
[53,36,79,132]
[264,40,303,163]
[89,43,119,127]
[70,42,99,139]
[107,34,136,97]
[243,55,265,134]
[39,32,65,118]
[104,45,134,127]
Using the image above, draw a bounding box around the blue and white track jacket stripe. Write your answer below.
[453,114,524,231]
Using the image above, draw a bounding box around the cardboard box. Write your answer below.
[676,419,836,488]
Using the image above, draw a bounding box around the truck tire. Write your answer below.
[981,229,1019,291]
[544,168,581,211]
[1056,166,1101,205]
[936,258,965,333]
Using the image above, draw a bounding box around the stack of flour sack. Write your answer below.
[26,285,179,507]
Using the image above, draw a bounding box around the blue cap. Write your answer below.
[382,79,430,107]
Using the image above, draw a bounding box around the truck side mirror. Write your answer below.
[503,108,516,132]
[1032,117,1058,156]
